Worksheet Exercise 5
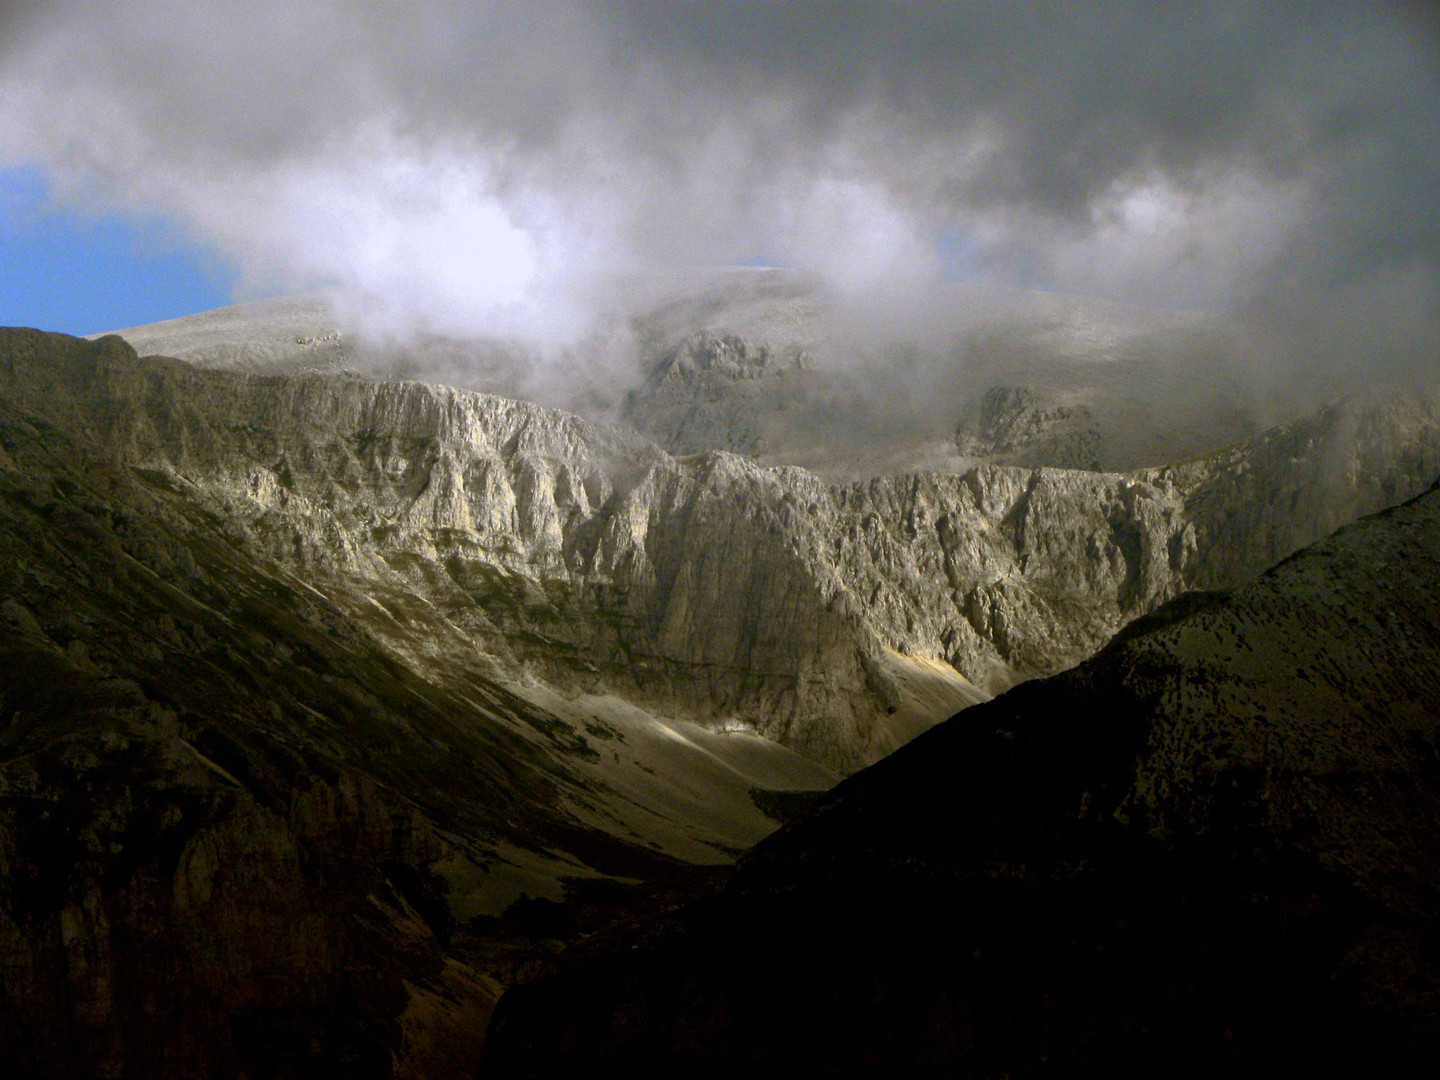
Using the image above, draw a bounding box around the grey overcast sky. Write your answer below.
[1,1,1437,381]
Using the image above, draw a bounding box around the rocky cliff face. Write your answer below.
[9,329,1440,775]
[955,384,1103,470]
[623,331,814,458]
[1149,390,1440,587]
[482,479,1440,1075]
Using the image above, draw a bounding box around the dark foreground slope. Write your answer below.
[484,481,1440,1076]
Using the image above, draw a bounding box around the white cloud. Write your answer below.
[0,0,1434,385]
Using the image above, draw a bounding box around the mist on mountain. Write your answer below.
[3,1,1436,402]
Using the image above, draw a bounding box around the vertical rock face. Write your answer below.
[0,333,1199,769]
[954,384,1103,470]
[1148,392,1440,588]
[481,481,1440,1076]
[5,329,1438,774]
[623,331,815,458]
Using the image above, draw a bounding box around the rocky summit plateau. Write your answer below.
[2,274,1439,1076]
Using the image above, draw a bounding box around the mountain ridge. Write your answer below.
[8,328,1439,772]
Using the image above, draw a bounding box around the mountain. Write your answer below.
[84,283,1440,769]
[618,271,1263,482]
[482,478,1440,1075]
[2,277,1436,1077]
[103,273,1261,483]
[24,320,1440,776]
[102,293,357,376]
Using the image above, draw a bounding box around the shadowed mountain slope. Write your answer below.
[483,480,1440,1076]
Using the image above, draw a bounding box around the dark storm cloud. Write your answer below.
[0,1,1436,382]
[613,2,1298,209]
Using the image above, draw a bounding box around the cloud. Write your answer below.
[0,0,1436,387]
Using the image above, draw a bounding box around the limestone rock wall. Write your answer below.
[4,329,1438,772]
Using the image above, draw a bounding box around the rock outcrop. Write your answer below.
[954,384,1103,470]
[482,479,1440,1075]
[623,330,814,458]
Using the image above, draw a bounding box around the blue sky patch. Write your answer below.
[0,166,237,336]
